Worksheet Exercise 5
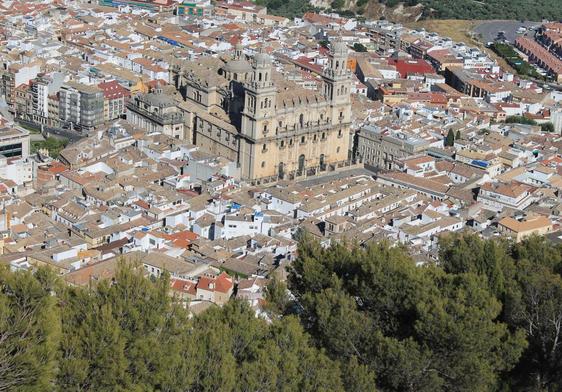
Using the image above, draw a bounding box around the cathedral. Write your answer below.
[170,40,353,183]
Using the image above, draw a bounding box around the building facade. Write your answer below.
[59,82,104,131]
[356,125,430,170]
[126,86,185,138]
[171,41,353,183]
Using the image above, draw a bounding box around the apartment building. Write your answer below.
[98,80,130,121]
[59,81,104,131]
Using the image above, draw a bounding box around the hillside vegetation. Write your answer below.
[416,0,562,21]
[2,233,562,391]
[261,0,562,22]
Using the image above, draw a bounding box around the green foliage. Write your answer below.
[255,0,313,19]
[418,0,562,21]
[289,236,528,391]
[263,0,562,21]
[491,43,545,80]
[0,266,61,392]
[4,236,562,391]
[0,260,344,392]
[331,0,345,9]
[264,276,290,317]
[541,122,555,133]
[504,237,562,391]
[439,234,562,391]
[506,115,537,125]
[353,43,368,52]
[31,137,68,158]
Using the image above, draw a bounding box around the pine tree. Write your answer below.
[0,266,61,392]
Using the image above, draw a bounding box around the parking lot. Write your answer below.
[473,20,541,44]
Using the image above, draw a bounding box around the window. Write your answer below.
[338,129,343,138]
[298,154,305,176]
[261,161,265,168]
[337,147,341,153]
[301,136,305,144]
[280,140,284,148]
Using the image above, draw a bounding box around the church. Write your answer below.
[170,40,353,183]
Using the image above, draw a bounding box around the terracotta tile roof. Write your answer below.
[98,80,130,100]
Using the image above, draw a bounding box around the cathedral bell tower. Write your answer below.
[241,47,277,139]
[239,47,277,179]
[322,38,352,124]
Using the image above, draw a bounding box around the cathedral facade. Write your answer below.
[171,41,353,183]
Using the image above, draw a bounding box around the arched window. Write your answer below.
[278,162,284,179]
[299,114,304,128]
[319,154,325,170]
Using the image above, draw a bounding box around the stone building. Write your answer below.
[356,125,429,170]
[126,86,185,138]
[171,40,353,183]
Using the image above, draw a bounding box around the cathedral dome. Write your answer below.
[224,58,252,74]
[254,51,272,68]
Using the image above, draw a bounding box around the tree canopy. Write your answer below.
[1,233,562,391]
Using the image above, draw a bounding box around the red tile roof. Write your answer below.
[98,80,130,100]
[389,58,435,78]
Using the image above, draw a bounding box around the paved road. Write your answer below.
[473,20,541,44]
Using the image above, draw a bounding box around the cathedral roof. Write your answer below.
[273,74,326,108]
[223,58,252,74]
[182,56,228,88]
